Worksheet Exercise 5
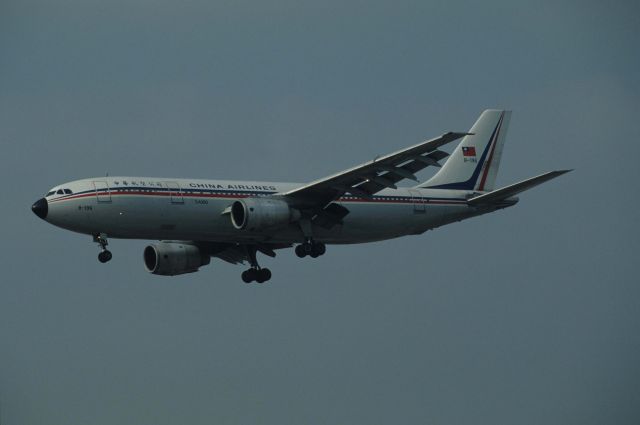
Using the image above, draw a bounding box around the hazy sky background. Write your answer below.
[1,0,639,423]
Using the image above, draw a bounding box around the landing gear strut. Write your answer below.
[93,233,112,263]
[295,240,326,258]
[241,245,272,284]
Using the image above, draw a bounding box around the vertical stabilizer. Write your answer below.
[421,109,511,191]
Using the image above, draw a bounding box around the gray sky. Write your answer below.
[1,0,639,423]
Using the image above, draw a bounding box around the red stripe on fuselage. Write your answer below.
[48,190,467,206]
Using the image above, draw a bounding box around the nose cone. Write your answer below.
[31,198,48,220]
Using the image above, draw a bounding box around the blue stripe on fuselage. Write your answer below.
[50,186,467,205]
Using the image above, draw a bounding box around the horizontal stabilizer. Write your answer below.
[468,170,572,206]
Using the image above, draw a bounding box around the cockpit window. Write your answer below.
[46,191,55,196]
[64,189,72,194]
[56,189,64,194]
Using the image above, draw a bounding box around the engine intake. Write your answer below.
[230,198,300,231]
[143,242,210,276]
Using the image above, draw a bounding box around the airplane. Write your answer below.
[31,110,570,283]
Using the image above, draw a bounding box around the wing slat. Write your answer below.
[281,132,467,208]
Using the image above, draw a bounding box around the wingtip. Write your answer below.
[445,131,474,138]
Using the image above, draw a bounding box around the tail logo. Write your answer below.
[462,146,477,157]
[462,146,478,163]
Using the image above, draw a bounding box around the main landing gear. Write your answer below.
[294,219,326,259]
[93,233,112,263]
[241,245,272,284]
[295,240,326,258]
[241,268,272,284]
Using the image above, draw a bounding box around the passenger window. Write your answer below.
[64,189,72,194]
[56,189,64,194]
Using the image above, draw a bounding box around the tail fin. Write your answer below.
[421,109,511,191]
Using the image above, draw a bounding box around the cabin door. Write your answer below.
[93,181,112,203]
[164,181,184,204]
[408,189,425,214]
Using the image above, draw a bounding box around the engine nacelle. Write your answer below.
[230,198,300,231]
[143,242,210,276]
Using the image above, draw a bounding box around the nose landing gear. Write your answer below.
[93,233,113,263]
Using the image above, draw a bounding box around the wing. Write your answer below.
[281,131,469,209]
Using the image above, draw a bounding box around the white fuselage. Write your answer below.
[42,177,505,244]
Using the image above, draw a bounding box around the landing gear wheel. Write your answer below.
[94,233,112,264]
[98,250,112,263]
[256,268,271,283]
[295,241,326,258]
[240,245,274,283]
[242,269,255,283]
[262,268,272,281]
[241,268,271,284]
[303,242,313,255]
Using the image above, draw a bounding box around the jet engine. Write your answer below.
[230,198,300,231]
[143,242,210,276]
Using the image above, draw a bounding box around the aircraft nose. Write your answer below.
[31,198,48,220]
